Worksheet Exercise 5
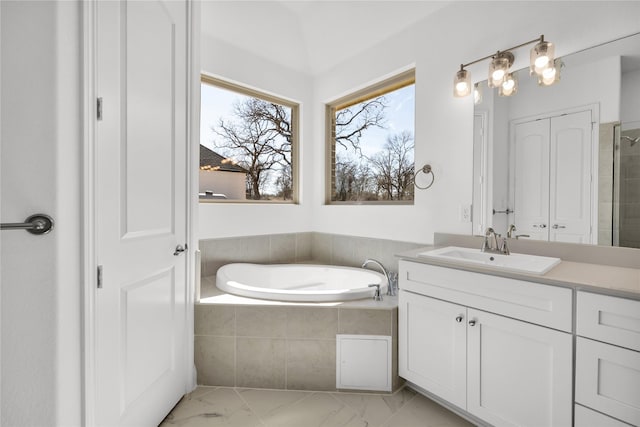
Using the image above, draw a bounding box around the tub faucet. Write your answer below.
[362,259,395,296]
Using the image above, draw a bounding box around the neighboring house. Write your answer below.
[199,145,248,200]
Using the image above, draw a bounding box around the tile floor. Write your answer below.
[160,386,474,427]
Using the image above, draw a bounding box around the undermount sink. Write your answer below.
[417,246,561,275]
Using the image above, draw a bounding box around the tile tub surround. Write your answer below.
[160,386,474,427]
[199,232,423,289]
[195,298,402,392]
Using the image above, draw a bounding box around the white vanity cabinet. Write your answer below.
[398,260,573,427]
[575,292,640,427]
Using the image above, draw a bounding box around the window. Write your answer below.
[200,75,299,202]
[326,70,415,204]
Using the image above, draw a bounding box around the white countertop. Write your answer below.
[397,246,640,300]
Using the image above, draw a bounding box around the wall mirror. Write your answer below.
[472,32,640,249]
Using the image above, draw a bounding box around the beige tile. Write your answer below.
[295,232,313,262]
[237,388,311,420]
[236,338,286,389]
[270,234,297,263]
[236,306,287,338]
[160,387,263,427]
[243,235,271,264]
[195,304,235,336]
[382,392,473,427]
[311,233,333,263]
[194,336,235,387]
[286,307,338,339]
[261,392,366,427]
[353,237,383,267]
[332,387,416,427]
[332,235,357,266]
[199,276,218,299]
[339,308,392,335]
[286,339,336,391]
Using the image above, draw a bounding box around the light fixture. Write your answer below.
[453,65,471,97]
[499,72,517,97]
[453,35,561,99]
[488,52,514,88]
[473,83,483,104]
[530,37,555,77]
[538,58,563,86]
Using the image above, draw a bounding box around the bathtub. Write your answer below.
[216,263,388,302]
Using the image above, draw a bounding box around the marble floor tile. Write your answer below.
[332,387,417,426]
[236,388,311,419]
[382,392,474,427]
[160,387,263,427]
[261,392,366,427]
[162,386,473,427]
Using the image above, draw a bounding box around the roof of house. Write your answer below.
[200,145,248,173]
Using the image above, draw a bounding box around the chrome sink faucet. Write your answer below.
[482,227,510,255]
[362,259,396,296]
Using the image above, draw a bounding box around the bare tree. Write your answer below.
[334,96,387,152]
[334,153,377,201]
[371,131,415,200]
[212,98,292,199]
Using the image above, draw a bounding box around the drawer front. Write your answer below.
[399,261,573,332]
[574,404,632,427]
[577,291,640,351]
[576,337,640,426]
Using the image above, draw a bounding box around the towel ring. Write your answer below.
[414,164,435,190]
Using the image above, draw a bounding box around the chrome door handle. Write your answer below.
[468,320,477,327]
[532,224,547,228]
[552,224,566,229]
[455,315,464,323]
[173,244,187,256]
[1,214,54,235]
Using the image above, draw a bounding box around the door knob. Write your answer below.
[468,319,477,327]
[173,244,187,256]
[455,315,464,323]
[532,224,547,229]
[552,224,566,229]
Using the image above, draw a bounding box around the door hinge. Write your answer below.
[97,265,103,289]
[97,97,103,121]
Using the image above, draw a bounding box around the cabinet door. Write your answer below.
[576,337,640,426]
[399,290,467,408]
[467,309,572,427]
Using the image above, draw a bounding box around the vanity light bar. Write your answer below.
[454,35,559,98]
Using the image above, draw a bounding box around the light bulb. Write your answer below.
[492,69,505,81]
[453,68,471,97]
[502,79,515,91]
[534,55,549,69]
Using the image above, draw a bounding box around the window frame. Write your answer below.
[200,74,300,204]
[325,69,416,205]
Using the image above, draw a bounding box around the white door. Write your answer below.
[94,1,189,425]
[466,309,572,427]
[513,119,550,240]
[549,111,592,243]
[398,291,467,408]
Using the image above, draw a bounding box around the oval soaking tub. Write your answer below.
[216,263,388,302]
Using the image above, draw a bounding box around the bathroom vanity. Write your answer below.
[397,246,640,427]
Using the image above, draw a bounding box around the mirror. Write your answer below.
[473,32,640,249]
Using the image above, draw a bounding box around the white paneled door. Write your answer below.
[94,1,189,425]
[512,110,593,243]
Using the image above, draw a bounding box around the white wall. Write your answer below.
[198,32,315,238]
[622,67,640,126]
[0,1,82,425]
[310,1,640,243]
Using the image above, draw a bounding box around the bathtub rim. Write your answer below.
[215,262,388,302]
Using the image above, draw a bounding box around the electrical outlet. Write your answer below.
[460,204,471,223]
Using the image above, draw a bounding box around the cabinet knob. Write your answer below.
[455,315,464,323]
[468,320,477,326]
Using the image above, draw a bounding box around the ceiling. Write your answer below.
[199,0,452,76]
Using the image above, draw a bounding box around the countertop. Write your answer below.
[397,246,640,300]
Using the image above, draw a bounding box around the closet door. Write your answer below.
[549,111,593,243]
[94,1,189,425]
[513,119,550,240]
